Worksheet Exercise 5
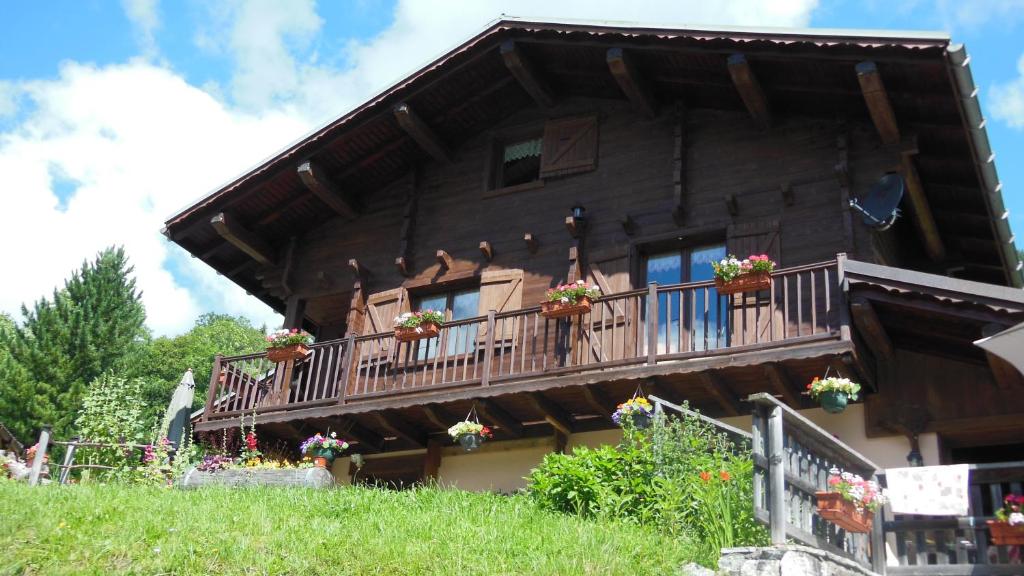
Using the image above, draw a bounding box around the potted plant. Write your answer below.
[540,280,600,318]
[806,376,861,414]
[612,396,655,429]
[299,432,349,468]
[394,310,444,342]
[711,254,775,295]
[815,467,886,533]
[265,328,314,363]
[448,421,493,452]
[988,493,1024,545]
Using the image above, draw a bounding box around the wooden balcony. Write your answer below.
[197,258,853,438]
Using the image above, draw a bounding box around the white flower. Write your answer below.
[1009,512,1024,526]
[330,432,337,438]
[576,280,585,285]
[560,297,569,303]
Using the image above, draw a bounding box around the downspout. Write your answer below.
[946,43,1024,288]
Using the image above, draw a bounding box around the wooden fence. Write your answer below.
[25,426,169,486]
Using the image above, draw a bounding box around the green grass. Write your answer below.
[0,481,695,575]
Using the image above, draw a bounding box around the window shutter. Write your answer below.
[584,251,635,363]
[477,269,524,344]
[364,287,410,360]
[539,116,599,178]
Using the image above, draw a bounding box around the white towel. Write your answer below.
[885,464,970,516]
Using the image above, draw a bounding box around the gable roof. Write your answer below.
[163,18,1021,313]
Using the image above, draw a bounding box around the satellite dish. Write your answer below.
[849,172,904,231]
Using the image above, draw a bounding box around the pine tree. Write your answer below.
[0,247,147,439]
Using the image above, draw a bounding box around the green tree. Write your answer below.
[0,247,147,439]
[128,313,267,423]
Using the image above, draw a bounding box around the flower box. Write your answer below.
[540,296,593,319]
[715,271,772,295]
[816,491,873,533]
[266,344,310,363]
[394,322,441,342]
[988,521,1024,546]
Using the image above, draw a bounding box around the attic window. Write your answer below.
[499,137,543,188]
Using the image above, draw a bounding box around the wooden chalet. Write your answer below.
[164,19,1024,569]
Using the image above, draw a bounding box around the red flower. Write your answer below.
[700,471,711,482]
[719,470,731,482]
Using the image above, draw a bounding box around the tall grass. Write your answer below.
[0,481,695,575]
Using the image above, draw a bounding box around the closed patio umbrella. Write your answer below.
[974,321,1024,375]
[163,369,196,449]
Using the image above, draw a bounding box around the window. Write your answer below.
[497,137,543,189]
[414,288,480,359]
[645,243,728,352]
[486,116,599,195]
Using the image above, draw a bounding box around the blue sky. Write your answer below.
[0,0,1021,336]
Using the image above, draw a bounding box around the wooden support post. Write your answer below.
[767,405,786,544]
[481,310,496,387]
[727,53,771,131]
[28,426,51,486]
[337,333,355,404]
[478,241,493,262]
[423,439,442,481]
[856,61,900,145]
[393,103,451,163]
[764,363,801,409]
[698,372,742,417]
[672,102,687,225]
[296,160,359,220]
[567,246,581,284]
[901,153,946,262]
[283,295,306,330]
[435,250,453,271]
[850,297,894,364]
[395,170,419,277]
[476,399,523,438]
[982,323,1024,389]
[500,40,555,109]
[280,236,297,297]
[565,216,585,238]
[527,392,573,437]
[836,129,855,256]
[870,474,887,574]
[524,233,539,254]
[647,282,658,364]
[59,437,78,485]
[725,193,739,217]
[553,430,569,454]
[210,212,276,265]
[606,48,656,119]
[751,406,766,524]
[203,355,222,423]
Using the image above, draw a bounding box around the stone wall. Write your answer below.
[716,546,881,576]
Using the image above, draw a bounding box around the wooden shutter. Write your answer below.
[584,251,635,363]
[364,287,409,335]
[726,219,781,345]
[477,269,524,344]
[539,116,599,178]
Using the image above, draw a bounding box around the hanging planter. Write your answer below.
[805,372,861,414]
[612,395,654,429]
[457,433,484,451]
[299,432,348,469]
[265,329,314,363]
[448,406,493,452]
[540,281,600,319]
[394,311,444,342]
[989,494,1024,545]
[815,468,885,534]
[712,255,775,295]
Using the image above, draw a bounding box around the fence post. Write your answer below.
[646,282,658,364]
[59,437,79,485]
[751,406,766,523]
[835,253,852,342]
[767,405,786,544]
[28,425,51,486]
[481,310,496,386]
[337,333,356,404]
[204,354,223,421]
[870,473,887,574]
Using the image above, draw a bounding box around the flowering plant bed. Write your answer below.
[448,421,493,451]
[541,280,599,318]
[265,328,314,362]
[806,376,861,413]
[394,311,444,342]
[179,465,333,489]
[300,432,349,468]
[612,397,654,429]
[989,493,1024,545]
[712,255,775,295]
[815,467,886,533]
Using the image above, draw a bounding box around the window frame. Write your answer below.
[410,285,481,360]
[483,124,547,198]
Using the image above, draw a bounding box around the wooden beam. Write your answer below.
[395,256,409,277]
[393,103,451,163]
[856,289,1018,328]
[348,258,368,280]
[606,48,656,119]
[850,297,895,363]
[727,53,771,131]
[423,439,442,481]
[283,295,306,330]
[554,430,568,454]
[981,323,1024,389]
[373,412,426,448]
[296,160,359,220]
[672,102,687,225]
[338,417,384,453]
[620,215,637,236]
[565,216,584,238]
[764,363,802,409]
[476,399,523,438]
[725,194,739,217]
[478,241,493,262]
[500,40,554,109]
[526,392,573,437]
[698,372,742,417]
[856,61,900,145]
[209,212,276,265]
[901,154,946,262]
[524,233,539,254]
[421,404,455,432]
[580,386,615,420]
[780,183,794,206]
[435,250,453,270]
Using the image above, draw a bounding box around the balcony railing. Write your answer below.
[203,258,842,421]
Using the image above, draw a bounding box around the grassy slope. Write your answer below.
[0,482,694,575]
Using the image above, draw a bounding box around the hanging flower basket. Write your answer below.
[715,271,772,295]
[612,397,654,429]
[815,492,874,533]
[806,376,861,414]
[540,296,593,319]
[457,433,485,451]
[394,322,441,342]
[266,344,310,363]
[819,390,849,414]
[448,420,493,452]
[988,521,1024,545]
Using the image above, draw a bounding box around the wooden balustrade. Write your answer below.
[204,260,841,419]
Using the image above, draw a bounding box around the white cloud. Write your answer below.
[991,53,1024,129]
[0,0,819,337]
[933,0,1024,30]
